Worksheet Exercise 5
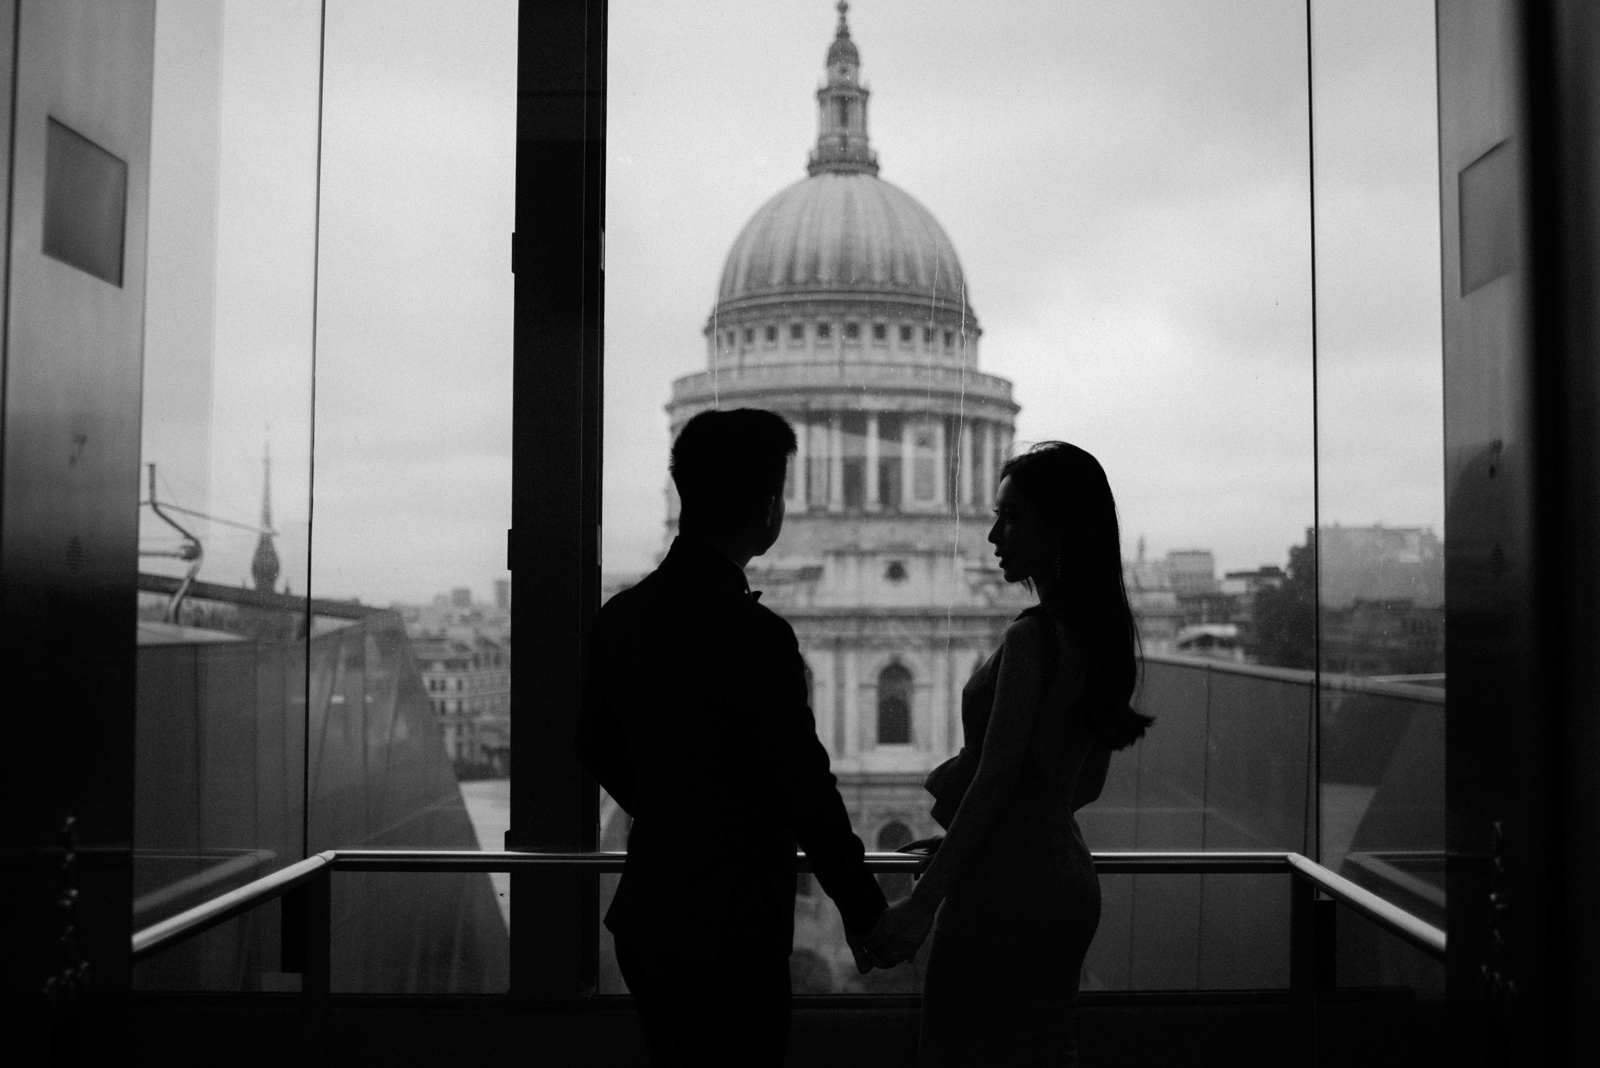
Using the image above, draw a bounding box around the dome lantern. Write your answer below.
[809,1,878,177]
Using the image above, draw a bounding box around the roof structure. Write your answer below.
[708,0,974,322]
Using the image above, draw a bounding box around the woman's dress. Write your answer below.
[915,608,1105,1067]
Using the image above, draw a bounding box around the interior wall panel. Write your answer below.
[0,0,156,1052]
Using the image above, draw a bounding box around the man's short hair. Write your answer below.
[670,409,797,529]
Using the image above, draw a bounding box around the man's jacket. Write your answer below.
[577,536,887,961]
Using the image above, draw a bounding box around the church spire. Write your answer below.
[251,437,281,594]
[808,1,879,176]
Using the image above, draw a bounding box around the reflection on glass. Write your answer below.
[135,0,319,993]
[133,0,513,993]
[1307,0,1446,963]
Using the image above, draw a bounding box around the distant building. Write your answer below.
[1166,550,1219,595]
[1318,523,1443,609]
[1130,552,1300,662]
[1124,557,1180,655]
[250,443,280,594]
[399,590,511,639]
[1244,526,1445,676]
[1220,566,1286,597]
[1220,566,1286,649]
[1175,622,1244,660]
[399,585,514,773]
[1321,597,1444,677]
[1124,548,1247,655]
[412,635,511,775]
[1314,524,1445,676]
[494,579,511,612]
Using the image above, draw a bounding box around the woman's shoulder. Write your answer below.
[1007,604,1055,635]
[1005,608,1087,674]
[1007,605,1071,644]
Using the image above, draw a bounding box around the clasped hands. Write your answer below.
[850,895,937,974]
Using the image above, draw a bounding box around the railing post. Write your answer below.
[281,869,331,1065]
[1290,873,1337,1065]
[1290,873,1316,1063]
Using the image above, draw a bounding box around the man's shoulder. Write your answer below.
[750,595,793,629]
[597,567,671,616]
[740,596,797,648]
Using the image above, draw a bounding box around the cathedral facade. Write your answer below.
[664,5,1029,854]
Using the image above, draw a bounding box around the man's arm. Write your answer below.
[574,615,638,815]
[736,613,887,941]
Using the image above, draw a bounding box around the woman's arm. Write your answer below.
[1072,741,1110,811]
[908,617,1053,907]
[866,618,1059,960]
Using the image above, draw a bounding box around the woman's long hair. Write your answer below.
[1000,441,1152,749]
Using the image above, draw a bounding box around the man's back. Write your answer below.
[579,537,885,962]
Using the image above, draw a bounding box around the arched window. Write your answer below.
[876,821,913,852]
[877,663,912,745]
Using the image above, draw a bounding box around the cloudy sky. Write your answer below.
[605,0,1441,577]
[139,0,1438,605]
[141,0,515,607]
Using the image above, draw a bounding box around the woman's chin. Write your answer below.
[1000,565,1026,584]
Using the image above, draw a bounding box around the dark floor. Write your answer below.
[85,990,1448,1067]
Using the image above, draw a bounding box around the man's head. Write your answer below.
[670,408,797,558]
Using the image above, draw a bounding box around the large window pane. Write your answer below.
[1308,0,1446,979]
[602,1,1448,995]
[135,0,320,992]
[133,0,513,994]
[309,0,514,991]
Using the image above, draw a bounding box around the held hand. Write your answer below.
[850,909,906,974]
[865,897,937,966]
[897,835,944,856]
[849,938,889,975]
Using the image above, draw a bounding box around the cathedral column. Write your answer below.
[981,421,996,505]
[864,411,881,512]
[959,421,974,511]
[828,413,845,512]
[933,417,948,510]
[790,417,809,512]
[899,416,915,512]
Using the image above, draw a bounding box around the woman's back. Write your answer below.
[915,612,1106,1066]
[867,439,1149,1067]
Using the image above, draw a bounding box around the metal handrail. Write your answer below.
[133,848,278,926]
[131,848,1446,965]
[1285,852,1447,959]
[1139,651,1446,704]
[131,852,333,960]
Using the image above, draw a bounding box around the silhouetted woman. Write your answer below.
[869,441,1152,1066]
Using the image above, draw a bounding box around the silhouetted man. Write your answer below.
[578,408,888,1067]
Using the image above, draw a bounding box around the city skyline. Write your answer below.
[604,0,1442,580]
[138,0,1442,606]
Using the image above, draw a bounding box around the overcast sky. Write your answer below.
[140,0,1438,605]
[142,0,515,607]
[605,0,1441,577]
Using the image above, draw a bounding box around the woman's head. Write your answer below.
[989,442,1123,602]
[990,441,1151,748]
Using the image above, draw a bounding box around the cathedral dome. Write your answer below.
[715,172,970,315]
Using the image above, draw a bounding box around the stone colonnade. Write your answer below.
[782,410,1014,514]
[800,632,1000,766]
